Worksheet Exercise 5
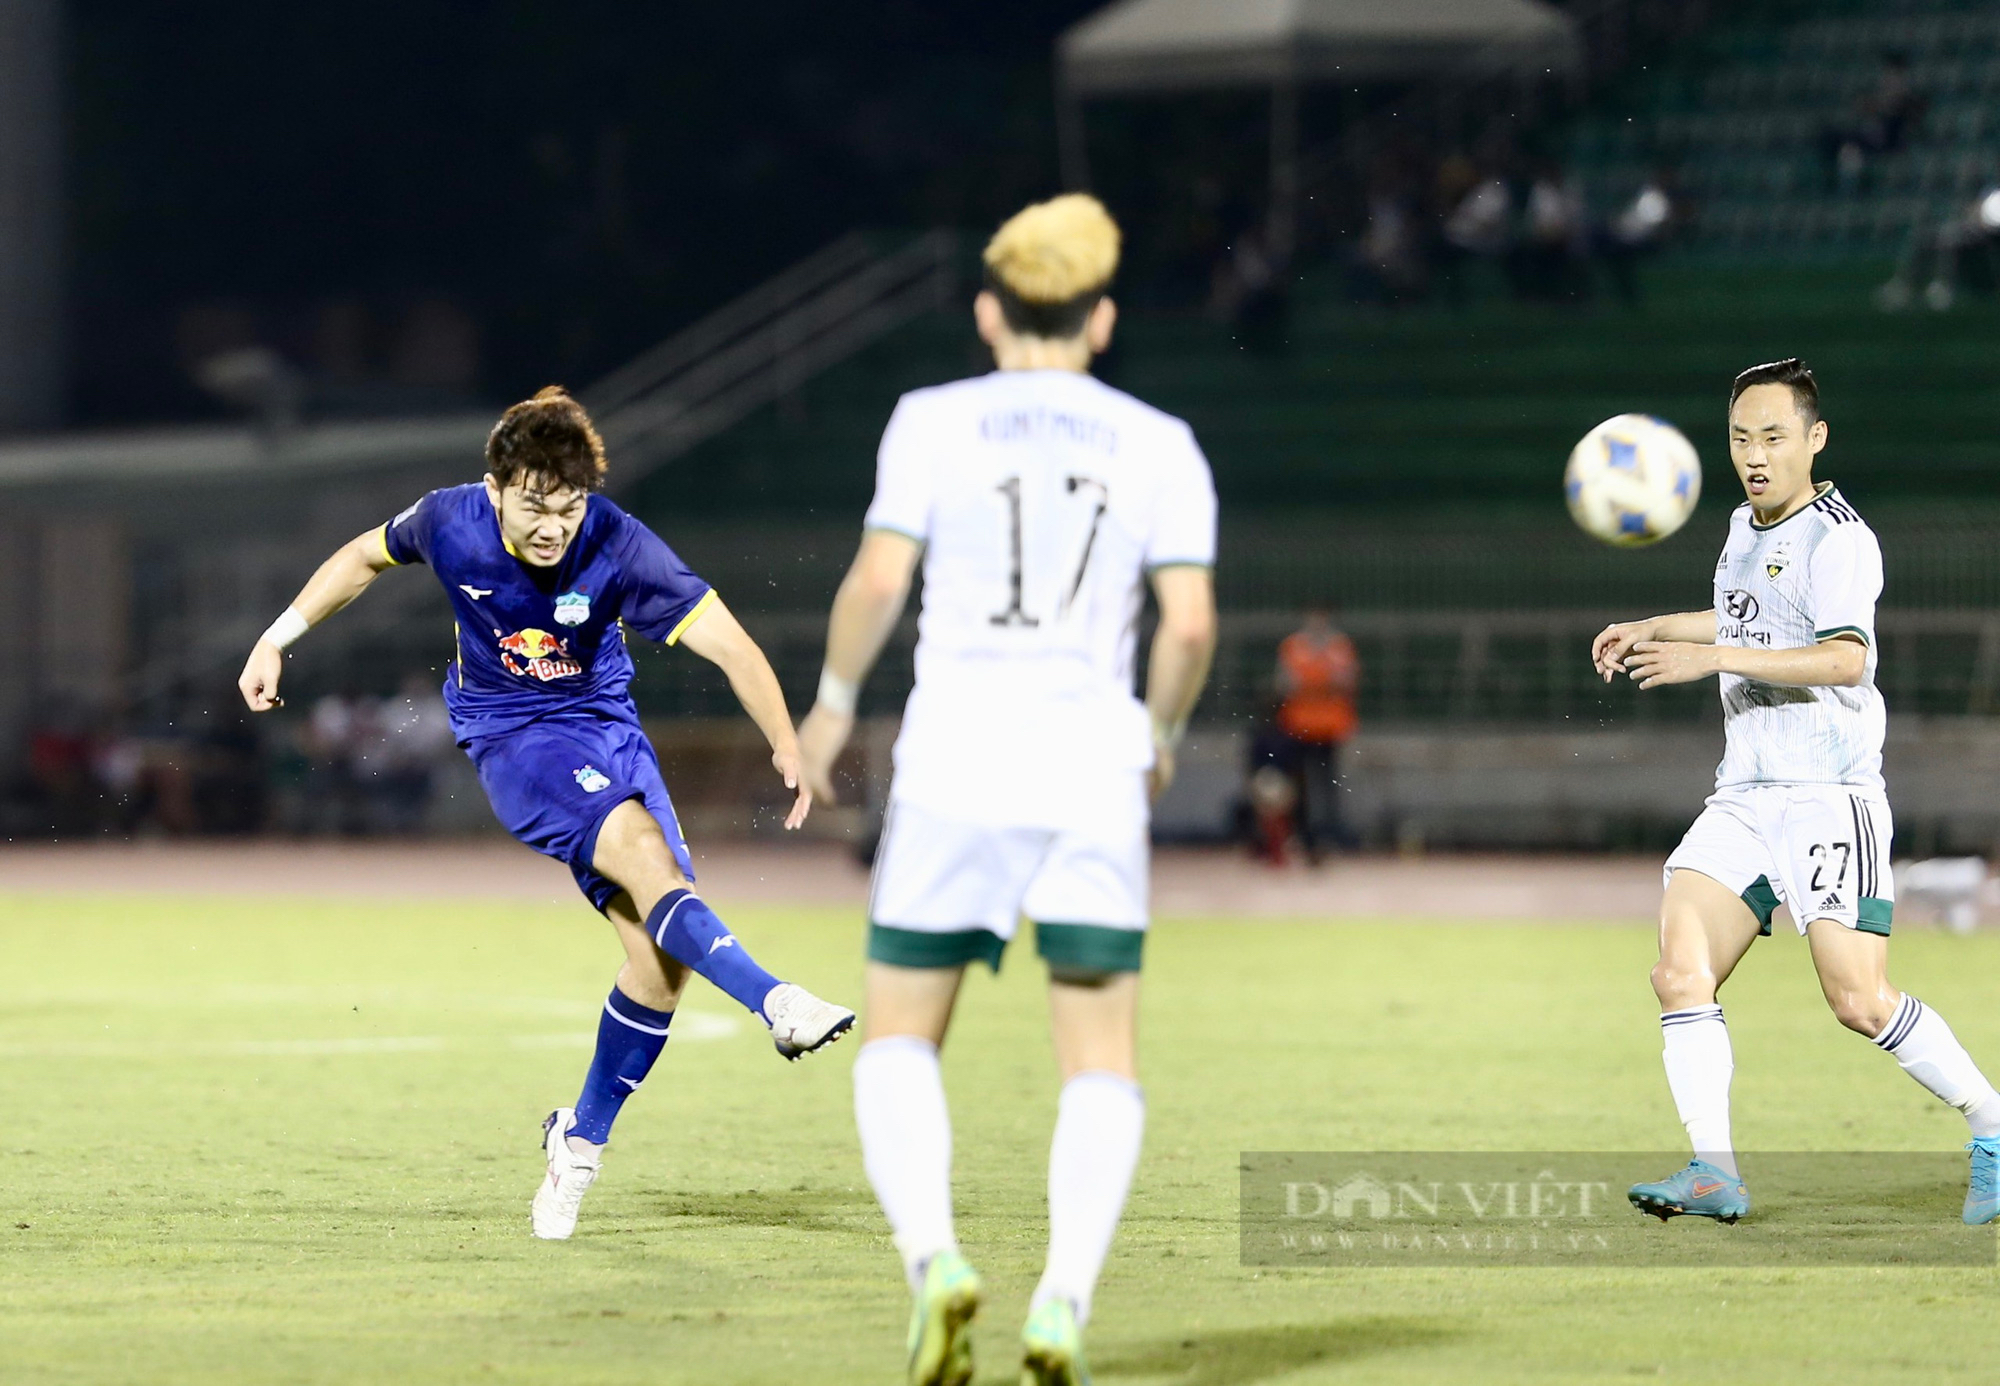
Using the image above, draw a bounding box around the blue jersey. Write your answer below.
[377,484,714,741]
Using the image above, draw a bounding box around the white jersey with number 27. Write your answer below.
[865,368,1218,829]
[1710,483,1886,793]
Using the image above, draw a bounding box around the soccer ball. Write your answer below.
[1563,414,1701,547]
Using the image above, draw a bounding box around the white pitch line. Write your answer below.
[0,987,616,1018]
[0,1013,741,1060]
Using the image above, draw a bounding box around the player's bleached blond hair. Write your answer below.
[982,193,1121,338]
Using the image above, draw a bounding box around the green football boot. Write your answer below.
[1021,1297,1090,1386]
[1965,1136,2000,1226]
[1628,1159,1751,1223]
[907,1249,981,1386]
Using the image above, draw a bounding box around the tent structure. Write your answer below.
[1059,0,1580,98]
[1054,0,1582,255]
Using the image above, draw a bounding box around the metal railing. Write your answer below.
[117,601,2000,752]
[588,231,959,490]
[623,607,2000,728]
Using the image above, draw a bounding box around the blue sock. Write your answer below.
[571,988,673,1145]
[647,889,782,1019]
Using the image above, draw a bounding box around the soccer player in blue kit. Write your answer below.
[238,387,855,1240]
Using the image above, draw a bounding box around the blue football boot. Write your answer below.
[1628,1159,1751,1223]
[1964,1136,2000,1226]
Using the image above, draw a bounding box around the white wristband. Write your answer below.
[817,669,858,717]
[262,606,309,651]
[1151,715,1186,752]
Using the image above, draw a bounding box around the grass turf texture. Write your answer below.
[2,894,1996,1384]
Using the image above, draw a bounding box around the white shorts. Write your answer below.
[867,790,1149,974]
[1664,784,1895,936]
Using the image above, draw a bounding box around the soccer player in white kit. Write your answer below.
[797,195,1218,1386]
[1594,359,2000,1227]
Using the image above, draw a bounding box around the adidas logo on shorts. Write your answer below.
[1820,892,1846,912]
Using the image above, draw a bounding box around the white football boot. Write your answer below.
[531,1108,601,1240]
[762,983,856,1060]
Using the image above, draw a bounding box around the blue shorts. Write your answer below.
[465,716,694,914]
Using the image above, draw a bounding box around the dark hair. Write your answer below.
[983,269,1104,340]
[485,386,608,492]
[1729,358,1820,426]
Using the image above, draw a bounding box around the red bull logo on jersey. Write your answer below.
[495,627,583,681]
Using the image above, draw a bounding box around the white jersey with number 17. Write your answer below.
[865,368,1218,830]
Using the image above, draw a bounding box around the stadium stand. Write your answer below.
[1570,0,2000,258]
[632,258,2000,515]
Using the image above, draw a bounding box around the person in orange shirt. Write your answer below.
[1275,606,1360,859]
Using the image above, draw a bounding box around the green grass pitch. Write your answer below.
[3,891,1996,1384]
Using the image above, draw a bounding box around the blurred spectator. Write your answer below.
[1877,182,2000,312]
[1210,225,1289,350]
[189,704,267,834]
[1437,168,1513,307]
[298,682,455,834]
[1512,160,1590,303]
[1820,50,1926,194]
[1274,608,1361,861]
[1347,190,1424,305]
[366,674,455,832]
[304,691,376,834]
[26,714,97,836]
[1243,745,1300,866]
[1597,168,1682,305]
[1896,856,1988,935]
[1347,153,1429,305]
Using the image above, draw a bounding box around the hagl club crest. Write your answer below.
[554,591,591,626]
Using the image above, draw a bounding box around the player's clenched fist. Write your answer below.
[238,639,285,711]
[1591,619,1659,683]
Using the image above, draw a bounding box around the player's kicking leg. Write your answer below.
[1630,868,1761,1221]
[852,962,981,1386]
[533,890,686,1240]
[1020,966,1144,1386]
[532,799,853,1240]
[592,798,854,1059]
[1806,919,2000,1225]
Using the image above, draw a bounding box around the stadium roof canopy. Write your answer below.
[1058,0,1580,97]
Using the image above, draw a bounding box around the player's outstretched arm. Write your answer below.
[676,596,813,830]
[238,528,399,712]
[797,530,922,803]
[1592,610,1715,682]
[1625,633,1866,691]
[1145,565,1218,799]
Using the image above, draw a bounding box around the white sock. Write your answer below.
[1873,995,2000,1138]
[1661,1005,1738,1179]
[852,1036,956,1287]
[1031,1070,1144,1328]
